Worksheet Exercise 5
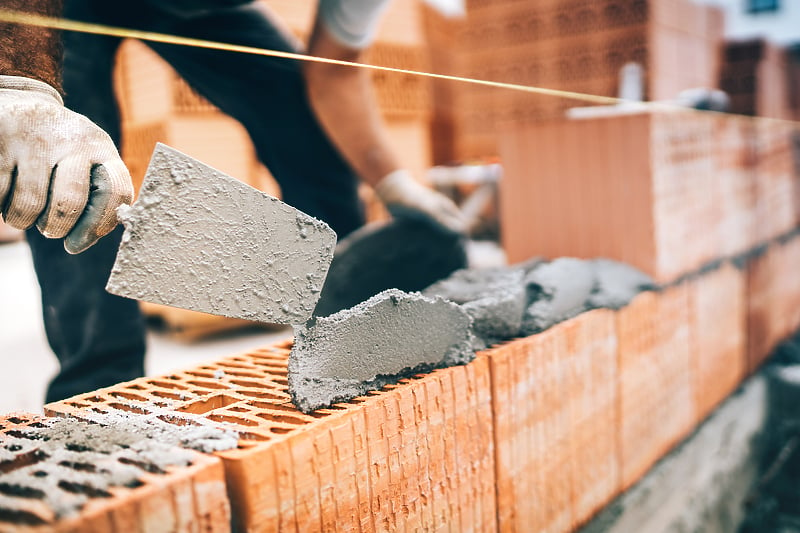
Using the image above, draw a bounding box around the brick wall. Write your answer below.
[39,229,800,531]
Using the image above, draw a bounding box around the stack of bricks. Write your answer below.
[423,0,724,161]
[115,0,432,192]
[0,413,230,532]
[38,225,800,531]
[720,39,792,120]
[498,109,800,283]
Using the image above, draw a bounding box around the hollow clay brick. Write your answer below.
[688,263,747,422]
[745,244,785,372]
[498,110,794,284]
[616,286,695,490]
[0,413,230,533]
[487,309,618,533]
[47,342,496,533]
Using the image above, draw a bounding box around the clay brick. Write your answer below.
[499,110,731,283]
[47,342,496,532]
[753,120,797,243]
[487,309,619,532]
[688,263,747,421]
[714,116,757,256]
[562,310,619,527]
[0,413,230,533]
[616,286,694,490]
[745,244,785,372]
[779,235,800,335]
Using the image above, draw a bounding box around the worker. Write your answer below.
[1,0,466,402]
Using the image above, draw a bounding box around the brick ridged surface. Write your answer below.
[47,342,497,533]
[490,309,619,533]
[499,110,800,283]
[0,413,229,533]
[616,285,694,490]
[688,263,747,422]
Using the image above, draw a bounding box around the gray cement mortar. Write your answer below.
[587,258,657,310]
[289,289,474,413]
[424,267,527,350]
[522,258,598,335]
[107,143,336,325]
[0,412,237,523]
[522,257,655,335]
[420,257,653,349]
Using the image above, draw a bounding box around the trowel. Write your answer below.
[106,143,336,325]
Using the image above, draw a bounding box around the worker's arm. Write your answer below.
[304,2,466,234]
[0,0,133,253]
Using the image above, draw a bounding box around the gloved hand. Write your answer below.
[0,75,133,254]
[374,169,467,234]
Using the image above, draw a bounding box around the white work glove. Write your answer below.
[0,75,133,254]
[374,169,467,234]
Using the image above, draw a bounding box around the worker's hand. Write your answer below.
[374,169,467,234]
[0,75,133,254]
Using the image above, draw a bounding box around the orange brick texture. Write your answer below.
[0,413,230,533]
[498,111,800,283]
[688,263,747,422]
[616,285,695,490]
[39,236,800,532]
[746,237,800,372]
[490,309,619,532]
[47,341,497,533]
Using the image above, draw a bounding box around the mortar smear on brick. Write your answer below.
[289,289,474,412]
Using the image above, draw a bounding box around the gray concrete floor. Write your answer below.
[0,240,292,415]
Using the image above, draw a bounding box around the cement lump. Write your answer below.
[289,289,474,413]
[422,257,654,344]
[107,143,336,325]
[522,258,597,335]
[424,267,527,350]
[0,413,236,521]
[588,258,657,310]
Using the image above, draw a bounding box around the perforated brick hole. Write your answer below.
[0,413,230,531]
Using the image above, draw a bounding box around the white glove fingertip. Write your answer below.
[3,187,48,230]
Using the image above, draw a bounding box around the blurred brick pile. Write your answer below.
[424,0,725,162]
[720,39,794,120]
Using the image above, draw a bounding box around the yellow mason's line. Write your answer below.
[0,8,621,105]
[0,8,798,126]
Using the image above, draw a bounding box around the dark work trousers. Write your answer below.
[26,0,364,402]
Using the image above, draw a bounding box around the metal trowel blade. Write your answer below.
[106,143,336,325]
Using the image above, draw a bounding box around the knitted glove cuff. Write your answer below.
[0,75,63,105]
